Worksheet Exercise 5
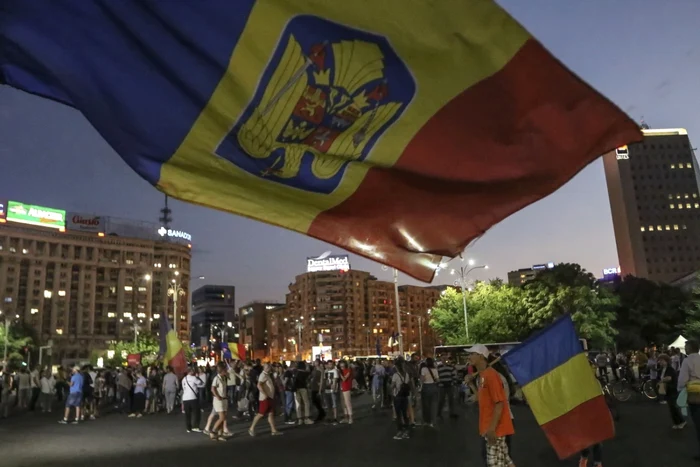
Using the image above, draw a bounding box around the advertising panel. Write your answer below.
[66,212,104,233]
[312,346,332,361]
[6,200,65,229]
[307,252,351,272]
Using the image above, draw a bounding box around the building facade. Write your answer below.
[190,285,236,347]
[603,127,700,283]
[239,302,284,359]
[0,220,191,363]
[507,262,555,286]
[284,269,440,360]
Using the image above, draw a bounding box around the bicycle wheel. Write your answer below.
[611,381,632,402]
[642,380,658,400]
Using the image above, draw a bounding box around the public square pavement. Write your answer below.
[1,395,699,467]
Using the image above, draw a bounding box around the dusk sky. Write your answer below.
[1,0,699,308]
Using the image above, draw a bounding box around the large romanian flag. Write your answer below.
[222,342,247,361]
[502,316,614,459]
[0,1,641,280]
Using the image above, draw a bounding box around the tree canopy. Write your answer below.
[0,320,36,370]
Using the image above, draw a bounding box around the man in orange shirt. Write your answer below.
[467,344,515,467]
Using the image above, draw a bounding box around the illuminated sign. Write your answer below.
[615,146,629,160]
[312,346,332,361]
[532,264,547,270]
[307,253,351,272]
[6,201,65,229]
[603,267,621,276]
[157,226,192,241]
[67,213,104,233]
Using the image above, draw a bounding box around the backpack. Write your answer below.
[397,373,411,398]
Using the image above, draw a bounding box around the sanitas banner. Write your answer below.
[6,200,65,229]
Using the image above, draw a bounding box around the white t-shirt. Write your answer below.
[89,371,97,388]
[40,376,55,394]
[258,371,275,401]
[181,375,203,401]
[18,373,30,390]
[227,367,237,387]
[421,367,438,384]
[212,374,227,399]
[30,370,40,388]
[163,372,178,391]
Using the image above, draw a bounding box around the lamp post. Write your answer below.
[381,266,403,355]
[295,321,304,360]
[450,258,487,343]
[167,271,186,341]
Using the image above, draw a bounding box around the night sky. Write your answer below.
[1,0,699,308]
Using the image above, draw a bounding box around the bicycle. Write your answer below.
[598,376,620,421]
[610,373,657,402]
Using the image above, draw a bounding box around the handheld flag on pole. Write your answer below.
[502,316,614,459]
[159,315,187,378]
[0,1,641,280]
[222,342,247,361]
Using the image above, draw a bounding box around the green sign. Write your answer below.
[6,200,66,229]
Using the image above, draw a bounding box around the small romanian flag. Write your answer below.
[0,1,641,280]
[222,342,247,361]
[502,316,614,459]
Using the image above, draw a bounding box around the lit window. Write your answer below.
[154,263,162,268]
[670,204,675,209]
[124,286,133,291]
[649,226,654,231]
[30,308,38,315]
[138,287,147,292]
[686,194,690,199]
[43,290,52,299]
[687,163,692,168]
[671,164,676,169]
[22,249,28,254]
[57,290,66,297]
[137,313,146,318]
[687,204,692,209]
[674,225,679,230]
[665,225,671,231]
[107,312,116,318]
[640,226,645,232]
[125,259,134,265]
[694,194,698,199]
[123,312,132,318]
[669,194,674,200]
[683,225,688,230]
[153,314,160,319]
[657,225,662,231]
[56,328,63,335]
[677,194,682,199]
[679,204,684,209]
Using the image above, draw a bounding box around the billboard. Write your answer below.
[307,252,350,272]
[0,200,5,221]
[6,200,65,230]
[312,346,332,361]
[66,212,104,233]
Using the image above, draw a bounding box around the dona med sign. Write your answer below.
[7,201,65,230]
[307,252,350,272]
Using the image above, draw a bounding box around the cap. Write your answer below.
[465,344,489,359]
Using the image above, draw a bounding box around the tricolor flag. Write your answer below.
[0,1,641,280]
[158,314,187,378]
[222,342,247,361]
[502,316,614,459]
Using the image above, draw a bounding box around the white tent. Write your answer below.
[669,335,688,353]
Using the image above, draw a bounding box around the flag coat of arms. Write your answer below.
[0,0,641,280]
[502,316,615,459]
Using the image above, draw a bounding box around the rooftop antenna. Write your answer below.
[639,116,650,130]
[159,194,172,229]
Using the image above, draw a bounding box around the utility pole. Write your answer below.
[393,268,403,355]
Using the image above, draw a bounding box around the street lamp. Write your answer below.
[295,321,304,360]
[451,258,487,342]
[167,271,186,341]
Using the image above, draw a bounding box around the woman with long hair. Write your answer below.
[420,358,439,427]
[391,358,412,439]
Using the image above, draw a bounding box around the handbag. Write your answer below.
[658,381,666,396]
[687,380,700,404]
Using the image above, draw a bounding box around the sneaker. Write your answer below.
[58,419,68,424]
[90,415,96,420]
[248,429,255,437]
[285,420,296,425]
[136,414,143,418]
[401,431,410,439]
[304,419,314,425]
[393,432,404,440]
[339,418,348,424]
[128,413,136,418]
[348,419,353,425]
[271,431,284,436]
[186,429,191,433]
[203,429,211,435]
[71,420,79,425]
[191,428,202,433]
[678,421,688,429]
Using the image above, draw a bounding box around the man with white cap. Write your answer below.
[466,344,515,467]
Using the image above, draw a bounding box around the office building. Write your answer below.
[265,304,287,361]
[190,285,235,347]
[239,301,284,359]
[603,127,700,283]
[284,269,440,360]
[507,262,555,286]
[0,199,192,363]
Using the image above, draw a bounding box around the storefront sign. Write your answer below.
[66,213,104,233]
[307,253,350,272]
[6,200,65,229]
[157,226,192,241]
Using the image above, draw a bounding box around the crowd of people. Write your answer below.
[6,339,700,467]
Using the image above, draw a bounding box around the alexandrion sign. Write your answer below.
[307,252,351,273]
[157,226,192,241]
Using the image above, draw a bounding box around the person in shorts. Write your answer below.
[59,366,84,424]
[249,363,282,436]
[209,362,229,441]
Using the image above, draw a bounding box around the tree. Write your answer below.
[681,277,700,342]
[0,321,35,370]
[616,276,691,349]
[429,287,468,345]
[104,332,160,367]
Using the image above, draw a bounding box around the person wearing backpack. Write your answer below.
[391,357,413,440]
[182,366,204,433]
